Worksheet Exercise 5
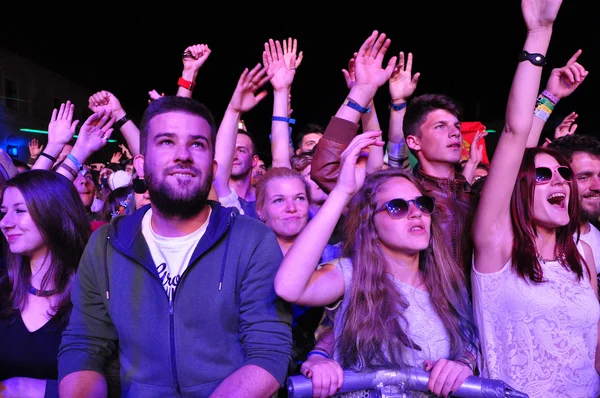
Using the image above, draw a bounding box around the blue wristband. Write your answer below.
[343,98,371,114]
[390,101,407,111]
[272,116,296,125]
[66,153,83,171]
[306,350,330,360]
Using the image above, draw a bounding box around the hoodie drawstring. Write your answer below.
[104,236,111,300]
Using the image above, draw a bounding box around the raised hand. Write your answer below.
[341,53,358,89]
[544,49,588,100]
[263,39,296,92]
[354,30,397,92]
[76,109,116,155]
[28,139,44,158]
[389,52,421,102]
[522,0,563,32]
[227,64,270,114]
[110,152,123,164]
[469,130,487,165]
[88,91,124,115]
[119,143,132,159]
[182,44,212,72]
[148,89,165,104]
[554,111,578,139]
[282,37,303,69]
[334,130,385,197]
[48,101,80,145]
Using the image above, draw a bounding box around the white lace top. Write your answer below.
[332,258,451,368]
[472,254,600,398]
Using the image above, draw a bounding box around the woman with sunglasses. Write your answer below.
[275,132,478,398]
[471,1,599,396]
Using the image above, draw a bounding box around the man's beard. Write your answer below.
[145,164,213,220]
[580,203,600,223]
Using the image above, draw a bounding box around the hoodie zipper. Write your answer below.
[165,211,236,396]
[169,296,182,396]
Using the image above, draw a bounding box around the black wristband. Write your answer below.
[518,50,546,66]
[39,152,57,163]
[115,114,130,129]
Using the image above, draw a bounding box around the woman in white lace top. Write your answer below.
[275,129,478,398]
[471,1,600,397]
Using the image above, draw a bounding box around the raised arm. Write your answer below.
[89,90,140,156]
[32,101,79,171]
[264,38,300,168]
[473,0,562,273]
[387,51,420,172]
[311,31,396,193]
[275,131,384,305]
[526,49,588,147]
[177,44,211,98]
[213,64,269,197]
[55,110,116,182]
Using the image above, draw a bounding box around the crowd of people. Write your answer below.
[1,0,599,397]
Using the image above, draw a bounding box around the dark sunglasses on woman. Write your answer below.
[376,196,435,219]
[535,166,572,184]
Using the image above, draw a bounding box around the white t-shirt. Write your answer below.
[578,223,600,274]
[141,208,211,301]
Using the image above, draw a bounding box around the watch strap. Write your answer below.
[518,50,547,66]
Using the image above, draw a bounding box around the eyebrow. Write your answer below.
[0,202,25,209]
[153,132,210,144]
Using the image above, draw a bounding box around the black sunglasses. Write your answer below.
[535,166,572,184]
[375,196,435,219]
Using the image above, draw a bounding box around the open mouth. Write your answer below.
[547,192,567,209]
[447,143,461,149]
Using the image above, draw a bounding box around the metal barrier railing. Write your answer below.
[287,368,529,398]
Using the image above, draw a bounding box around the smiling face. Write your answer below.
[373,177,431,256]
[231,133,257,180]
[0,187,47,260]
[140,111,215,218]
[571,152,600,222]
[533,153,571,229]
[257,177,309,241]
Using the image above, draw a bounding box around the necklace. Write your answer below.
[27,284,57,297]
[536,251,566,265]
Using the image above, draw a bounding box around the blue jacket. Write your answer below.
[58,202,292,397]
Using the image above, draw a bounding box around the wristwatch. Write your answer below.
[518,50,546,66]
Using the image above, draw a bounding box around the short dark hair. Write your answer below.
[139,96,217,156]
[237,129,257,156]
[548,134,600,162]
[295,123,324,150]
[403,94,463,140]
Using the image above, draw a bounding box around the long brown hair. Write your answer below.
[0,170,91,322]
[338,168,477,370]
[510,147,585,282]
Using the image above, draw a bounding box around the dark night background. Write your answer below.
[1,1,597,162]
